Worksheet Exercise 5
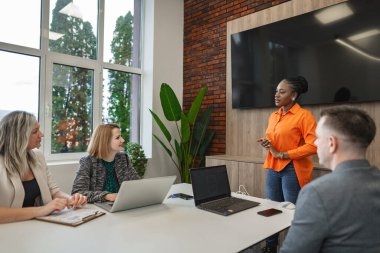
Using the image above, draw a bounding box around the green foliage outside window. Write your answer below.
[49,0,136,153]
[50,0,96,153]
[106,12,135,142]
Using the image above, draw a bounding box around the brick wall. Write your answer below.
[183,0,290,155]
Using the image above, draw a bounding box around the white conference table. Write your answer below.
[0,184,294,253]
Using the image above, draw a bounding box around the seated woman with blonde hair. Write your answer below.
[72,123,140,203]
[0,111,87,224]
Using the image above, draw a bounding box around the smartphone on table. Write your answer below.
[257,208,282,217]
[169,193,194,200]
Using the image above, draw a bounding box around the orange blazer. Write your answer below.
[263,103,317,187]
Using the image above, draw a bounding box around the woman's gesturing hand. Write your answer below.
[257,138,271,149]
[258,138,284,158]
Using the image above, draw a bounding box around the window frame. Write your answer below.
[0,0,144,161]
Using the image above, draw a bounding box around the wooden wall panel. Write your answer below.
[225,0,380,168]
[239,162,266,198]
[206,158,240,192]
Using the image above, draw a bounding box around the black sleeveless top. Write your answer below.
[22,178,41,207]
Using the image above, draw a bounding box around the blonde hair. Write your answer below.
[87,123,120,159]
[0,111,38,177]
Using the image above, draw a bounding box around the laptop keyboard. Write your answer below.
[200,197,256,212]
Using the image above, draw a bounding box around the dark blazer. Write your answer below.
[72,152,140,203]
[280,159,380,253]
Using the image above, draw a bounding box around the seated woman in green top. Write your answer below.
[72,123,140,203]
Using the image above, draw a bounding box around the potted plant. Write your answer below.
[150,83,215,183]
[125,142,148,177]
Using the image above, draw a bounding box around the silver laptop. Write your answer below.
[95,176,176,213]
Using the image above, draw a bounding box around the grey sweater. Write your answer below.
[72,152,140,203]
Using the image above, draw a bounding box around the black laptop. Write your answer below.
[190,165,260,216]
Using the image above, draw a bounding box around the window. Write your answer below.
[104,1,141,68]
[0,0,41,48]
[102,70,141,142]
[49,0,98,59]
[0,51,40,117]
[0,0,142,160]
[51,64,93,154]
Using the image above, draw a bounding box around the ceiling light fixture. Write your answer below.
[335,38,380,62]
[315,3,353,24]
[348,29,380,41]
[49,31,65,41]
[59,1,83,19]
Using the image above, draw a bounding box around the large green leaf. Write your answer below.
[160,83,181,121]
[181,112,190,143]
[150,109,171,142]
[184,152,193,183]
[193,108,212,143]
[191,108,213,161]
[175,140,183,173]
[187,86,207,124]
[153,134,172,157]
[198,130,215,157]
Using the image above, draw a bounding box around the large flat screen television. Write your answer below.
[231,0,380,109]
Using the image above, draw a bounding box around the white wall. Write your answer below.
[48,0,184,192]
[48,161,78,193]
[143,0,184,181]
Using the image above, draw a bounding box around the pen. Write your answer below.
[66,198,78,210]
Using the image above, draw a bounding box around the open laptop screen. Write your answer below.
[190,165,231,206]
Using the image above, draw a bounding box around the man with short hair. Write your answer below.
[280,106,380,253]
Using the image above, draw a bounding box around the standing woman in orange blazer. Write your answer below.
[258,76,317,253]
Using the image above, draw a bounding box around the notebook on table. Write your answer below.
[95,175,176,213]
[36,208,105,227]
[190,165,260,216]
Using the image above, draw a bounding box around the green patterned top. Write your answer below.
[102,159,119,193]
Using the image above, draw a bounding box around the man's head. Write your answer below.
[315,106,376,169]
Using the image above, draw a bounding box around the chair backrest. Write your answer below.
[48,162,78,193]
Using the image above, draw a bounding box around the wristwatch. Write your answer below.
[279,152,284,159]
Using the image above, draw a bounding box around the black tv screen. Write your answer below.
[231,0,380,109]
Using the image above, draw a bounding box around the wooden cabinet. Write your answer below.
[206,155,266,198]
[206,155,331,199]
[206,158,240,193]
[238,162,267,198]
